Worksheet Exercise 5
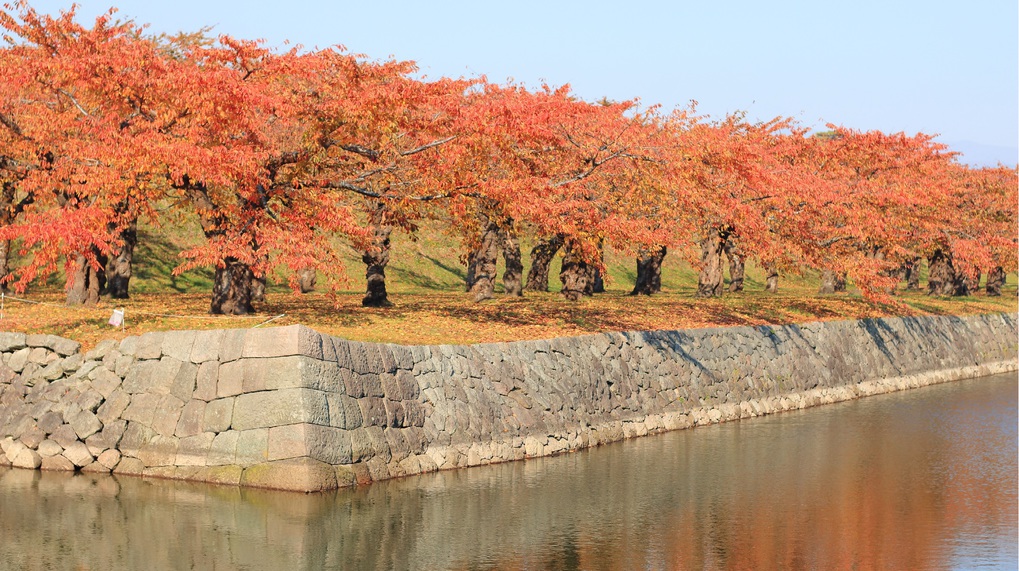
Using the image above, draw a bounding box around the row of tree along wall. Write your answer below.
[0,314,1015,492]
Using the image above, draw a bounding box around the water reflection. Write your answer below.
[0,374,1015,570]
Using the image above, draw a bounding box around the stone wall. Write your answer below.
[0,313,1015,492]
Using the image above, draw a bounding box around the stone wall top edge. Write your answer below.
[3,311,1014,357]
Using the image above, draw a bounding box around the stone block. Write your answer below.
[161,330,196,362]
[121,393,160,425]
[231,388,329,430]
[194,361,219,401]
[84,339,118,362]
[327,394,362,429]
[149,357,185,395]
[0,332,26,352]
[152,395,185,436]
[240,458,338,492]
[4,439,28,464]
[136,434,179,467]
[268,424,352,465]
[62,441,94,467]
[60,354,84,373]
[235,428,269,466]
[20,426,46,449]
[135,332,164,360]
[242,325,323,359]
[117,336,139,356]
[113,456,145,476]
[176,433,215,466]
[7,348,30,372]
[175,400,207,438]
[189,330,224,363]
[37,439,63,458]
[358,397,388,427]
[118,422,156,458]
[217,360,244,398]
[207,430,239,465]
[194,465,243,486]
[49,424,80,449]
[96,389,131,425]
[219,329,246,362]
[97,449,121,470]
[39,361,64,381]
[203,397,233,433]
[75,388,104,413]
[170,362,199,401]
[121,360,158,394]
[41,454,74,471]
[69,410,102,440]
[89,419,127,454]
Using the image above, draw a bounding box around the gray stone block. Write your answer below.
[231,388,329,430]
[90,368,122,399]
[207,430,239,466]
[242,325,323,359]
[135,332,164,360]
[36,411,63,435]
[121,393,161,425]
[75,388,104,413]
[189,330,224,363]
[161,330,196,362]
[0,332,26,352]
[7,348,30,372]
[152,395,185,436]
[175,400,207,438]
[121,360,158,394]
[96,449,121,470]
[235,428,269,465]
[327,394,362,430]
[36,439,63,458]
[40,454,74,471]
[219,329,246,362]
[84,339,118,362]
[49,424,79,448]
[136,434,179,467]
[62,441,93,467]
[358,397,388,427]
[96,389,131,425]
[117,336,139,357]
[194,361,219,401]
[171,362,199,401]
[69,410,102,440]
[267,423,352,465]
[203,397,233,433]
[176,433,215,466]
[216,360,244,398]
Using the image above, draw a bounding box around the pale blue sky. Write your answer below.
[19,1,1019,166]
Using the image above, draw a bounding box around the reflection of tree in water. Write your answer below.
[0,376,1014,571]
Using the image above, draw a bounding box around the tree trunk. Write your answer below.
[966,271,980,294]
[764,264,779,293]
[631,246,666,296]
[902,257,921,290]
[986,266,1005,296]
[501,228,524,297]
[724,238,744,293]
[66,251,105,307]
[927,250,968,296]
[524,234,564,292]
[469,220,502,302]
[211,258,256,315]
[696,228,727,298]
[362,224,393,307]
[586,241,605,295]
[105,219,137,299]
[818,270,847,294]
[298,268,317,294]
[560,242,592,301]
[0,240,9,292]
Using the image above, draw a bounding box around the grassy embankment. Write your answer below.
[5,218,1016,349]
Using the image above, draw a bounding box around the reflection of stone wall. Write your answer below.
[0,314,1015,491]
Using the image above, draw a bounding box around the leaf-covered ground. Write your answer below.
[6,285,1015,351]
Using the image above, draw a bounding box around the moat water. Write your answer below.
[0,373,1015,570]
